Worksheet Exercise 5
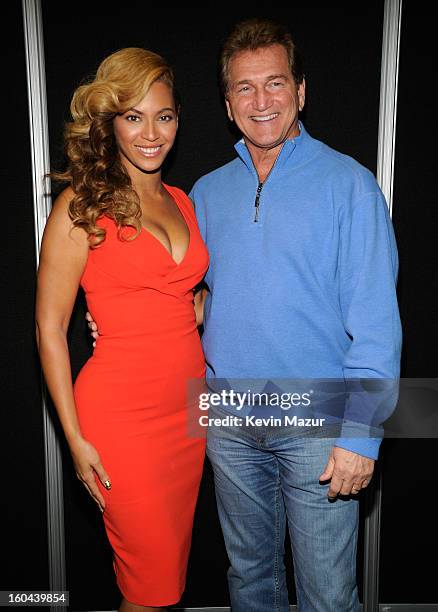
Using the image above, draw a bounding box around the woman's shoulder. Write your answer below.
[42,187,89,249]
[51,186,76,212]
[46,186,77,231]
[50,187,111,230]
[163,183,194,210]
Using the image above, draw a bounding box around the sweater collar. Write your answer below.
[234,121,319,174]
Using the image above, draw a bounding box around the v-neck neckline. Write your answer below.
[139,183,191,267]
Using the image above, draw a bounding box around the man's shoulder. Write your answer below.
[316,138,379,195]
[191,156,242,194]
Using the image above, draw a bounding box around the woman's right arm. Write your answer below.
[36,188,110,511]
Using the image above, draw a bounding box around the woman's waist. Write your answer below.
[86,300,197,332]
[92,325,201,352]
[75,336,205,385]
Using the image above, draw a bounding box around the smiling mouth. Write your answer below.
[136,145,162,157]
[250,113,279,122]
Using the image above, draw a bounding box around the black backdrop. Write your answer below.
[2,1,436,609]
[379,2,438,604]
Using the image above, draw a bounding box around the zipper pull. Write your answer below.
[254,182,263,223]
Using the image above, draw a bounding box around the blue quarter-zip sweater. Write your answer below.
[189,123,402,459]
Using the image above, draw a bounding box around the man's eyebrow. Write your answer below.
[265,74,289,81]
[233,74,289,86]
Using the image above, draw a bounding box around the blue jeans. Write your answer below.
[206,403,361,612]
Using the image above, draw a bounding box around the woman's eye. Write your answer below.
[126,114,141,122]
[159,115,174,122]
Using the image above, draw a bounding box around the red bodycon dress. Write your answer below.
[73,184,209,606]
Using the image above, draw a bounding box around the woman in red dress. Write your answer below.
[36,48,209,611]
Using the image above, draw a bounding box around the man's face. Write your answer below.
[225,44,305,152]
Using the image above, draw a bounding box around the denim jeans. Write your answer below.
[206,402,361,612]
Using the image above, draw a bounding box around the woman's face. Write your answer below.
[113,80,178,178]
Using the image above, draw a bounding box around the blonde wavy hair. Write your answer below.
[53,47,176,247]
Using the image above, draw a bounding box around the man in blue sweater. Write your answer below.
[189,18,402,612]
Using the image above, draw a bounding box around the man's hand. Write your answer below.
[85,311,99,347]
[319,446,374,499]
[194,288,207,326]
